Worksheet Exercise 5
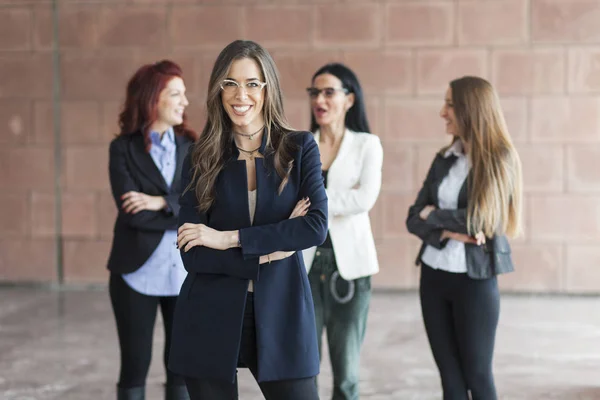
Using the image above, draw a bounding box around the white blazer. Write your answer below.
[303,129,383,280]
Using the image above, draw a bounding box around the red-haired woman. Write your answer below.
[106,60,198,400]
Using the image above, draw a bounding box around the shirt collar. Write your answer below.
[150,127,175,147]
[443,139,464,158]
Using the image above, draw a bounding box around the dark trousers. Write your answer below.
[308,247,371,400]
[184,293,319,400]
[419,264,500,400]
[109,273,186,388]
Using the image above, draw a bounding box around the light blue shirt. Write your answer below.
[122,128,187,296]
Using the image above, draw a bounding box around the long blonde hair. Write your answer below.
[443,76,523,238]
[188,40,296,212]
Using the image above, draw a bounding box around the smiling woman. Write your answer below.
[168,40,326,400]
[106,60,198,400]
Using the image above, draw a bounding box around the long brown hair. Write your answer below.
[189,40,296,212]
[443,76,523,238]
[118,60,198,150]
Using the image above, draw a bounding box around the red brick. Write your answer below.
[385,3,453,46]
[567,47,600,94]
[379,193,415,239]
[565,245,600,292]
[365,97,381,138]
[381,142,415,193]
[101,101,122,142]
[31,101,54,145]
[62,102,102,144]
[63,239,111,283]
[532,0,600,43]
[458,0,528,45]
[0,100,31,144]
[342,50,412,95]
[531,97,600,143]
[0,148,55,190]
[314,4,380,47]
[566,145,600,192]
[245,6,311,48]
[0,8,31,50]
[383,98,450,143]
[492,48,566,95]
[500,97,528,143]
[284,98,310,132]
[97,6,167,48]
[34,6,98,50]
[500,244,562,292]
[96,191,117,240]
[416,49,488,95]
[32,5,52,50]
[31,191,55,237]
[272,51,343,95]
[0,194,29,237]
[373,237,420,289]
[61,54,139,100]
[517,144,564,193]
[0,53,53,99]
[170,6,243,48]
[0,239,56,282]
[415,144,445,186]
[63,147,110,191]
[369,197,383,241]
[530,195,600,242]
[62,192,97,238]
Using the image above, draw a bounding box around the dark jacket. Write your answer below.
[106,131,192,274]
[168,131,328,383]
[406,152,514,280]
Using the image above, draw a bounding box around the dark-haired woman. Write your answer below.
[107,60,198,400]
[302,63,383,400]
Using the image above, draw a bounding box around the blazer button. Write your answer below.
[320,274,326,282]
[316,251,321,256]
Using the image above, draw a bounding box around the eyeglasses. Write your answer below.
[306,87,349,98]
[220,79,267,95]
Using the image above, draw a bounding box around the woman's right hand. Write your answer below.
[259,198,311,264]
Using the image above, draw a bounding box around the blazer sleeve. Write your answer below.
[405,155,446,249]
[108,139,177,232]
[326,135,383,217]
[425,208,470,235]
[238,132,328,257]
[163,193,180,217]
[177,152,260,281]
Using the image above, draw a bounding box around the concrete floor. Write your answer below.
[1,288,600,400]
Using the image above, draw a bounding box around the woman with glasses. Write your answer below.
[107,60,197,400]
[168,40,327,400]
[302,63,383,400]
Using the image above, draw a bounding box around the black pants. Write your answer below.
[184,293,319,400]
[109,273,186,388]
[419,264,500,400]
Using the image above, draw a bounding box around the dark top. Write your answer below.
[168,131,328,383]
[106,131,192,274]
[405,152,515,280]
[321,169,333,248]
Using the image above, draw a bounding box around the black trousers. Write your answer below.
[184,293,320,400]
[419,264,500,400]
[109,273,186,388]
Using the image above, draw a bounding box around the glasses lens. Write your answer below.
[307,88,319,98]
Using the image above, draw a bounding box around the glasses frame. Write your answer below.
[306,87,349,98]
[220,79,267,94]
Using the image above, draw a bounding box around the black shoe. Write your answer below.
[117,385,145,400]
[165,384,190,400]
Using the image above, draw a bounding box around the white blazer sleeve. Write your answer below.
[326,135,383,217]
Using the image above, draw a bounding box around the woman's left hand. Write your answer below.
[177,223,235,252]
[121,191,167,214]
[419,205,436,220]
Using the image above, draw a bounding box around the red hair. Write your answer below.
[117,60,198,151]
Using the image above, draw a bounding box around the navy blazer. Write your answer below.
[168,131,328,383]
[406,152,514,279]
[107,131,192,274]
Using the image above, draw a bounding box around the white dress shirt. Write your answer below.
[421,140,470,273]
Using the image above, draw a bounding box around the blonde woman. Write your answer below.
[406,76,522,400]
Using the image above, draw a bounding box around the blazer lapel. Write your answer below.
[129,133,169,193]
[172,134,190,192]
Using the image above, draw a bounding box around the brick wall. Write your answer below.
[1,0,600,293]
